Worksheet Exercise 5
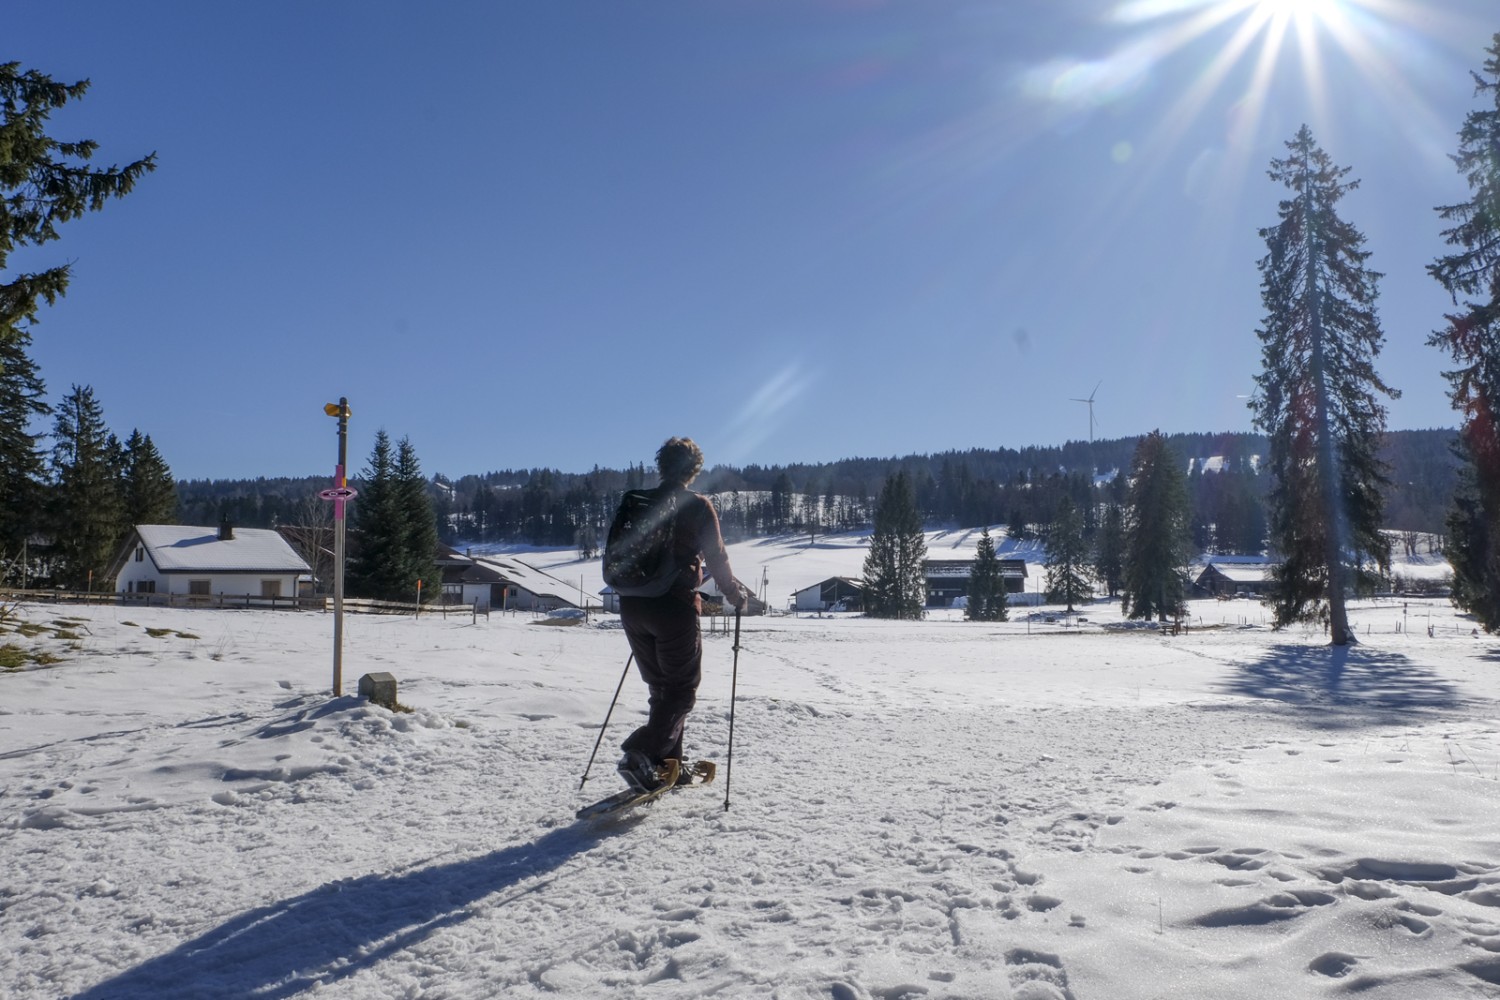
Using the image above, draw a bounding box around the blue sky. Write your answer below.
[10,0,1495,481]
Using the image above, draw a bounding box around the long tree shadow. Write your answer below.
[1219,643,1466,729]
[70,820,620,1000]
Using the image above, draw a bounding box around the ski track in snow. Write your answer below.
[2,599,1499,999]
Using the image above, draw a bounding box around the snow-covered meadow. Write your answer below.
[3,533,1499,999]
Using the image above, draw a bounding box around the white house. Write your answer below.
[108,523,311,600]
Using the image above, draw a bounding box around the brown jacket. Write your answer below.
[663,485,738,603]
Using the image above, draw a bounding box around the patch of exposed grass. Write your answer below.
[15,623,46,638]
[0,642,61,670]
[144,627,199,640]
[120,621,139,628]
[53,630,82,641]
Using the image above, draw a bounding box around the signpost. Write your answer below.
[321,399,354,695]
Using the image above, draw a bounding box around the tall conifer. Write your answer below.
[0,328,48,573]
[862,471,926,619]
[1429,34,1500,631]
[347,431,399,600]
[395,436,440,602]
[49,384,126,589]
[1251,126,1395,645]
[967,527,1008,621]
[1044,496,1091,612]
[120,429,176,526]
[1121,432,1192,621]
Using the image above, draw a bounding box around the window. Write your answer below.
[134,546,144,563]
[188,580,211,596]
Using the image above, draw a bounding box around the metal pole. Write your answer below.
[580,653,635,790]
[328,397,349,696]
[724,608,742,811]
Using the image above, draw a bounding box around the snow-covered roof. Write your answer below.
[1199,560,1274,584]
[791,576,864,597]
[134,525,311,574]
[469,554,597,607]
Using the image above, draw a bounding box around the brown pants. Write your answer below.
[619,594,702,764]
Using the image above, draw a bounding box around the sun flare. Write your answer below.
[1254,0,1341,24]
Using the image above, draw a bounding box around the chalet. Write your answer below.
[792,577,864,613]
[109,523,310,600]
[924,558,1029,608]
[437,546,600,612]
[1194,556,1276,597]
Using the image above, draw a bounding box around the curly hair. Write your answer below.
[656,437,705,486]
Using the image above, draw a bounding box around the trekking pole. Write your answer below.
[580,653,634,790]
[724,607,742,811]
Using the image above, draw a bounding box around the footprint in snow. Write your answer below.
[1004,948,1077,1000]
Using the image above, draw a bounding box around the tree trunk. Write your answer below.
[1304,178,1352,646]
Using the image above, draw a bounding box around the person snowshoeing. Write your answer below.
[609,437,747,792]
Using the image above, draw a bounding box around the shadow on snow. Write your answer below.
[1218,643,1466,728]
[70,821,619,1000]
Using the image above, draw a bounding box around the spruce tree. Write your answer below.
[862,471,926,619]
[1093,501,1125,598]
[1,63,156,330]
[0,328,48,574]
[120,429,176,526]
[1121,431,1192,621]
[1044,495,1091,612]
[966,526,1008,621]
[1429,33,1500,631]
[1251,126,1396,645]
[395,436,440,603]
[49,384,126,589]
[347,431,400,600]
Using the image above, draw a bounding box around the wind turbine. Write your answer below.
[1071,381,1101,444]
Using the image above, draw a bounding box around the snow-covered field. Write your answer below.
[4,545,1498,999]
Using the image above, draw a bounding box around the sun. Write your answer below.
[1094,0,1410,168]
[1254,0,1341,24]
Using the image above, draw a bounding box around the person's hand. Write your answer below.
[728,582,749,611]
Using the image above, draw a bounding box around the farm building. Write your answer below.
[791,577,865,612]
[1193,556,1276,597]
[923,558,1029,608]
[437,547,600,612]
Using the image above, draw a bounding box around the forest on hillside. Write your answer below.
[175,428,1459,552]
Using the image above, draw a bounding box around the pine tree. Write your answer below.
[1429,33,1500,631]
[862,471,926,619]
[120,429,176,526]
[1121,432,1192,621]
[347,431,400,600]
[1093,501,1125,598]
[0,327,48,576]
[1044,495,1091,612]
[49,384,126,589]
[1,63,156,330]
[1251,126,1396,645]
[966,526,1008,621]
[394,436,440,603]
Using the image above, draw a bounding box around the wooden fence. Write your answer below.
[0,590,489,619]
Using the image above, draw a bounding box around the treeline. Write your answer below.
[170,427,1459,553]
